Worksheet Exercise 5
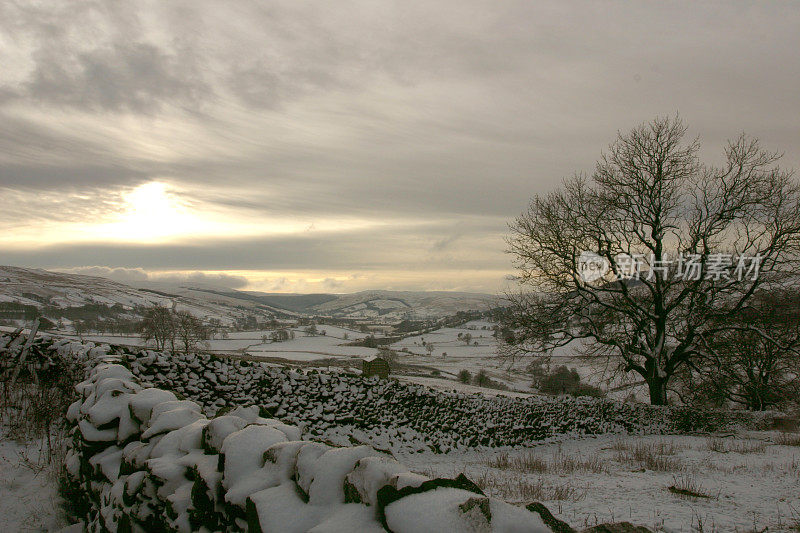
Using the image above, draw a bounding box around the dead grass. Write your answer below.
[485,449,606,474]
[774,432,800,447]
[705,437,766,454]
[667,474,716,499]
[472,469,586,502]
[412,464,586,502]
[487,451,547,473]
[760,456,800,477]
[1,375,75,482]
[614,439,684,471]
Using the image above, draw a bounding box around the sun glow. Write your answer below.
[99,181,211,242]
[2,180,421,247]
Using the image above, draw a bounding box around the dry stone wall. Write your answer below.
[63,362,558,532]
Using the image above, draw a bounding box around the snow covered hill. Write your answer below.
[0,266,500,324]
[0,266,269,326]
[237,289,501,319]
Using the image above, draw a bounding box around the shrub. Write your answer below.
[538,366,605,398]
[774,432,800,446]
[458,370,472,384]
[473,370,490,387]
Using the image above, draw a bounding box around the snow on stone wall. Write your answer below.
[63,362,557,532]
[1,332,777,455]
[116,349,774,453]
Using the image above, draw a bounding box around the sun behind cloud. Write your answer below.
[92,181,215,242]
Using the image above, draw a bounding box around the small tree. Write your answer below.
[174,310,208,353]
[141,305,175,351]
[527,360,548,389]
[462,333,472,345]
[473,369,490,387]
[458,369,472,383]
[688,290,800,410]
[271,329,290,342]
[377,347,398,364]
[539,366,581,395]
[504,116,800,405]
[425,342,435,356]
[73,319,86,341]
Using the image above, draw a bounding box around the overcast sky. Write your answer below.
[1,1,799,293]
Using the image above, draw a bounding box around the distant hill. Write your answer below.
[306,289,499,319]
[0,266,500,323]
[167,287,499,319]
[0,265,266,326]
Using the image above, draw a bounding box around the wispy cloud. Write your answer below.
[2,1,799,292]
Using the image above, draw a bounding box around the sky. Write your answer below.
[1,1,799,294]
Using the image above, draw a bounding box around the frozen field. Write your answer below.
[38,322,644,398]
[388,321,527,386]
[398,432,800,532]
[0,429,69,532]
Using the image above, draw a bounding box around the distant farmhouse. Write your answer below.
[362,355,390,379]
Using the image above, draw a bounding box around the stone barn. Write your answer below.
[362,355,390,379]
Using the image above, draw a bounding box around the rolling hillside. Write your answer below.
[0,266,500,324]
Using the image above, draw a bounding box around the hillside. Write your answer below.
[0,266,500,325]
[230,289,500,319]
[0,266,268,327]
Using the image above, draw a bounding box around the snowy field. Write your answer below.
[398,432,800,532]
[35,321,640,397]
[48,325,375,361]
[0,430,70,532]
[2,327,799,531]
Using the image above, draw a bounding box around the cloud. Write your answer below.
[55,265,249,289]
[1,1,799,292]
[57,265,150,282]
[150,271,250,289]
[24,43,207,113]
[0,220,506,271]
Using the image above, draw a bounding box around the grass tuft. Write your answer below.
[774,432,800,447]
[668,474,715,499]
[615,439,684,471]
[472,469,586,502]
[706,437,766,454]
[485,449,606,474]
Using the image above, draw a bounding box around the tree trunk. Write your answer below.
[647,375,668,405]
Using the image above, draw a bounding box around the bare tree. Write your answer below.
[73,319,86,341]
[684,290,800,410]
[174,310,209,353]
[141,305,175,351]
[504,116,800,405]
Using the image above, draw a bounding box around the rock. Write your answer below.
[526,502,576,533]
[459,496,492,523]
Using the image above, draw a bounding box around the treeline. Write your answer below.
[0,301,145,334]
[141,305,212,353]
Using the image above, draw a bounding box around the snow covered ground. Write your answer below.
[399,432,800,532]
[2,329,798,531]
[0,430,68,532]
[50,325,374,361]
[41,320,643,398]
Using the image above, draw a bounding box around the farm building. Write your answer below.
[362,355,390,379]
